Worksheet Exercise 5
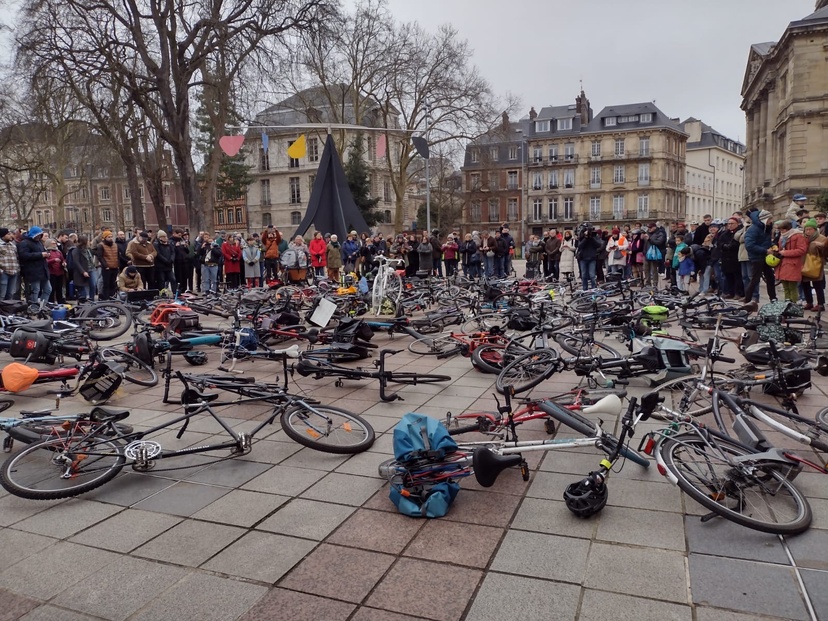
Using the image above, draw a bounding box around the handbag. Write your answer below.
[645,245,663,261]
[486,250,495,258]
[802,252,823,280]
[635,253,645,264]
[613,249,624,261]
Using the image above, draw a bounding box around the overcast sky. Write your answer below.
[385,0,817,142]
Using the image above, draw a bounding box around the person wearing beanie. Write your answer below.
[785,193,809,227]
[17,225,50,302]
[773,219,808,304]
[742,208,777,308]
[44,238,67,304]
[0,227,20,300]
[801,219,826,311]
[117,265,144,292]
[605,227,628,277]
[95,229,120,299]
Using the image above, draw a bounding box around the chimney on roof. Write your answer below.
[575,89,592,125]
[528,107,537,121]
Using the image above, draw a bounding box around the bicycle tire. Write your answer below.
[301,348,365,363]
[658,433,811,535]
[569,297,610,314]
[386,372,452,385]
[408,335,463,357]
[460,313,509,335]
[6,421,134,445]
[280,404,375,453]
[652,374,734,419]
[553,333,622,360]
[496,349,560,394]
[816,407,828,432]
[0,435,126,500]
[538,401,650,468]
[471,344,509,374]
[493,292,533,311]
[78,302,133,341]
[98,350,159,387]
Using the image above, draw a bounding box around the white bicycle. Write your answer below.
[371,255,405,315]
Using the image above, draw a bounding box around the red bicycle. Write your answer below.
[407,329,509,358]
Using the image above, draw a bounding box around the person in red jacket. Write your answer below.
[308,231,328,279]
[771,219,808,303]
[442,234,459,277]
[221,237,243,290]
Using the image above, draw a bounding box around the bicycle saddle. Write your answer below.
[298,328,319,344]
[180,389,220,406]
[17,320,57,333]
[20,409,54,418]
[473,448,523,488]
[90,406,130,422]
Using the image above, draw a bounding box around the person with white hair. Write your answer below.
[326,234,342,282]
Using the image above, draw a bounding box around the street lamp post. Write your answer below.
[425,102,432,233]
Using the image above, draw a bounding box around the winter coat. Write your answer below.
[527,241,544,263]
[776,228,808,282]
[326,243,343,269]
[153,240,175,270]
[442,240,459,261]
[46,249,65,277]
[126,239,156,267]
[628,235,645,265]
[745,210,774,262]
[606,236,629,268]
[678,255,695,276]
[544,235,562,258]
[341,239,360,266]
[785,200,803,226]
[643,226,667,258]
[117,269,144,291]
[559,238,577,273]
[717,226,741,274]
[429,236,442,260]
[172,236,190,264]
[417,241,433,272]
[263,235,281,260]
[72,247,93,287]
[802,232,827,283]
[114,239,128,269]
[495,237,509,258]
[17,236,48,282]
[309,238,327,268]
[242,244,261,279]
[575,234,602,262]
[197,243,223,266]
[461,240,478,266]
[221,242,242,274]
[734,225,749,262]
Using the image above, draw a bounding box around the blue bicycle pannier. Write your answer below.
[389,413,461,518]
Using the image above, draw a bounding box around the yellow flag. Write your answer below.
[287,134,306,159]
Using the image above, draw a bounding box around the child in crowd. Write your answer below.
[677,245,695,292]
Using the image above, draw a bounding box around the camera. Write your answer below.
[576,221,593,239]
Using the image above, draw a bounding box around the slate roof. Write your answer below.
[679,118,744,153]
[583,102,685,134]
[792,4,828,26]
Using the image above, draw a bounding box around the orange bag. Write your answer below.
[1,363,40,393]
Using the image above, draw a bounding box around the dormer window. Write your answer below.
[605,117,617,127]
[558,118,573,131]
[535,120,550,132]
[640,113,653,123]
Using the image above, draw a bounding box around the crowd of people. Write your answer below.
[1,195,825,312]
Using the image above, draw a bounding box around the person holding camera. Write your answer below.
[309,231,327,279]
[575,225,602,290]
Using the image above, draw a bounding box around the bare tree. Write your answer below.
[16,0,330,233]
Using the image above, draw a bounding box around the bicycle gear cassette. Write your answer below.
[124,440,163,460]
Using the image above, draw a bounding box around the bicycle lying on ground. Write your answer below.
[0,368,375,500]
[293,349,451,402]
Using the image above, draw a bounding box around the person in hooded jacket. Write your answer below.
[742,209,776,307]
[575,227,602,290]
[773,219,808,303]
[717,217,742,298]
[17,226,51,302]
[308,231,328,279]
[221,236,243,289]
[326,234,343,282]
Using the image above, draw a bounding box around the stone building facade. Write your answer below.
[680,118,745,223]
[742,3,828,214]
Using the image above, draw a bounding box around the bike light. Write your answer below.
[643,437,655,455]
[656,463,667,476]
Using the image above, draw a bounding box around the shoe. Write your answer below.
[741,301,759,313]
[814,305,825,312]
[723,294,735,300]
[804,303,814,311]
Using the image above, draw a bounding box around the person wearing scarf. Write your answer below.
[772,220,808,304]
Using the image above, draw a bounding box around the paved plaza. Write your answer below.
[1,275,827,620]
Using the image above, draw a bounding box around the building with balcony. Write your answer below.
[680,118,745,223]
[244,86,411,236]
[461,92,688,245]
[742,2,828,214]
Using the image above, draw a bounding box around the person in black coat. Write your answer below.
[716,217,742,298]
[460,233,479,279]
[153,230,177,292]
[575,228,603,290]
[17,226,50,302]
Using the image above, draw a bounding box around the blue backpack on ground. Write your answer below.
[389,413,461,518]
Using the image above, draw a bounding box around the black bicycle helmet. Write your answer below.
[563,474,608,518]
[183,350,208,366]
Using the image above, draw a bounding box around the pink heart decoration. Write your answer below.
[219,135,245,157]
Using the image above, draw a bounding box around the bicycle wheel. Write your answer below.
[99,350,158,387]
[280,404,375,453]
[816,407,828,431]
[554,333,622,359]
[302,348,365,363]
[78,302,133,341]
[387,372,452,385]
[653,374,732,419]
[471,344,510,374]
[658,433,811,535]
[538,401,650,468]
[460,313,509,335]
[493,292,533,312]
[0,435,125,500]
[496,349,560,394]
[6,420,134,445]
[408,335,463,357]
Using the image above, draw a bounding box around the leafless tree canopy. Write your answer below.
[15,0,330,232]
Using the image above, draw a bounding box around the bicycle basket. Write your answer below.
[78,362,123,404]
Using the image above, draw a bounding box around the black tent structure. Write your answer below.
[293,134,370,241]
